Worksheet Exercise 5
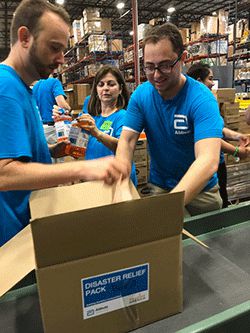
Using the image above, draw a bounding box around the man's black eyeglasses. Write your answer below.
[144,53,183,75]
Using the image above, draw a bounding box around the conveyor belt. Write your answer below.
[133,221,250,332]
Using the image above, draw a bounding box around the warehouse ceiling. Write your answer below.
[0,0,249,60]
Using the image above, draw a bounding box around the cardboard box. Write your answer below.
[88,34,107,53]
[83,8,100,23]
[101,18,112,31]
[210,40,228,54]
[66,84,91,108]
[215,88,236,103]
[200,16,218,36]
[84,20,102,35]
[72,19,81,44]
[223,115,240,124]
[87,63,103,77]
[80,17,85,38]
[191,22,200,41]
[135,138,147,150]
[179,28,190,44]
[218,9,228,35]
[110,39,123,52]
[75,84,91,106]
[133,141,148,164]
[136,162,148,185]
[0,181,184,333]
[138,23,150,41]
[220,102,239,116]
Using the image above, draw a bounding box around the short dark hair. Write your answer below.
[88,65,130,116]
[187,62,211,82]
[11,0,70,45]
[143,23,184,56]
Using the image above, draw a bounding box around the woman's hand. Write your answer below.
[77,114,100,137]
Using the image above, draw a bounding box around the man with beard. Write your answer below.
[116,23,224,217]
[0,0,129,246]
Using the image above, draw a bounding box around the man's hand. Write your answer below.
[84,156,131,185]
[52,105,71,122]
[49,141,69,158]
[237,133,250,147]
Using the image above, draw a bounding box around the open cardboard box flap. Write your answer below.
[0,180,184,299]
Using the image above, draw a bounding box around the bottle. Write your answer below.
[65,120,89,158]
[54,108,72,142]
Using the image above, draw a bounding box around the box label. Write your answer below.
[81,263,149,319]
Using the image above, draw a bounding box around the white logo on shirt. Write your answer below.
[174,115,191,135]
[174,115,188,130]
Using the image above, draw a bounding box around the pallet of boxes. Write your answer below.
[216,88,250,201]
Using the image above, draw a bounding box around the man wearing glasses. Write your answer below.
[116,23,223,216]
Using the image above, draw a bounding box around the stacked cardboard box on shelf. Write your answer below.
[216,88,250,201]
[72,20,81,44]
[137,23,150,41]
[215,88,240,131]
[200,16,218,36]
[109,39,123,52]
[191,22,200,41]
[101,18,112,32]
[88,34,107,52]
[85,63,102,77]
[82,8,101,35]
[218,10,229,35]
[238,110,250,134]
[133,138,148,186]
[179,28,190,44]
[65,84,91,109]
[124,49,134,64]
[226,160,250,201]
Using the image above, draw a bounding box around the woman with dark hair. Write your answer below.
[187,62,250,207]
[78,65,137,185]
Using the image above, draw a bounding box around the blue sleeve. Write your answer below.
[113,110,126,138]
[82,95,91,114]
[52,79,66,98]
[192,96,223,142]
[0,96,32,159]
[123,88,145,133]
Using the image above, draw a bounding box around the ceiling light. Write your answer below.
[117,2,125,9]
[167,7,175,13]
[56,0,65,5]
[212,11,217,16]
[129,31,134,36]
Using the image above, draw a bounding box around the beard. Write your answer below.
[29,41,57,79]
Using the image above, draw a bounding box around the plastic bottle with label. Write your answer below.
[54,108,72,142]
[65,120,89,158]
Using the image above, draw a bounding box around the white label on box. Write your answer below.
[81,263,149,319]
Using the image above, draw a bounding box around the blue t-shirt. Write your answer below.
[0,65,51,246]
[82,99,137,186]
[33,77,66,123]
[124,76,223,191]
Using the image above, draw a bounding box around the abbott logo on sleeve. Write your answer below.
[174,115,191,134]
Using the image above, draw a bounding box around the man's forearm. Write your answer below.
[0,157,126,191]
[223,128,241,141]
[116,137,135,165]
[0,159,92,191]
[171,155,219,205]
